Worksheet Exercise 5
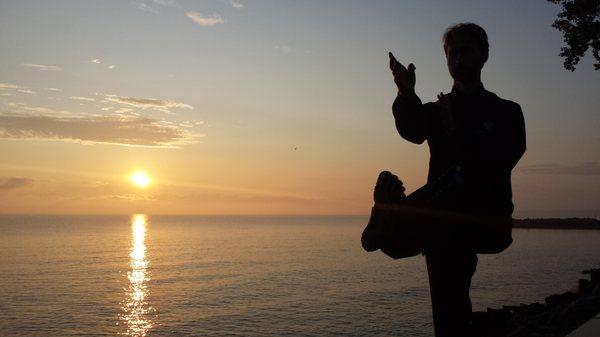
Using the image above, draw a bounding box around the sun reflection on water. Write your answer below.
[120,214,153,336]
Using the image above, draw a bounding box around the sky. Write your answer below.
[0,0,598,217]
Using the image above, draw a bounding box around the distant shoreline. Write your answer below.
[513,218,600,230]
[1,214,599,229]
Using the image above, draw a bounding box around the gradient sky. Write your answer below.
[0,0,598,216]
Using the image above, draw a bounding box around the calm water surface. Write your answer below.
[1,215,599,337]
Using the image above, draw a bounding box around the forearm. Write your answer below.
[392,93,428,144]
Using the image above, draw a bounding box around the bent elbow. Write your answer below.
[396,124,426,144]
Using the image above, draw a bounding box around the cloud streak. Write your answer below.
[105,95,193,112]
[0,113,200,148]
[138,3,159,13]
[230,0,244,9]
[151,0,176,6]
[0,177,33,190]
[275,45,293,54]
[186,12,224,26]
[0,82,24,90]
[519,162,600,175]
[70,96,95,102]
[21,63,63,71]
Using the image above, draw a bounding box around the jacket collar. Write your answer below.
[451,82,486,97]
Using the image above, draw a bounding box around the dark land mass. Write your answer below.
[472,268,600,337]
[513,218,600,230]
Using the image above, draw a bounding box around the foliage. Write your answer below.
[548,0,600,71]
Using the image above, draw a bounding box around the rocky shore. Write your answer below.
[471,268,600,337]
[513,218,600,230]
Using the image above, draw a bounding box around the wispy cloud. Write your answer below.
[69,96,95,102]
[0,82,24,90]
[115,108,134,114]
[159,187,326,203]
[0,177,33,190]
[21,63,63,71]
[230,0,244,9]
[105,95,193,112]
[275,45,293,54]
[138,0,177,13]
[46,87,62,92]
[138,2,159,13]
[5,102,77,117]
[0,83,36,95]
[0,113,201,148]
[151,0,176,6]
[90,193,156,202]
[186,11,224,26]
[89,59,116,70]
[519,162,600,175]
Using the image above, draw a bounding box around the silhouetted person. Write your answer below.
[389,23,526,337]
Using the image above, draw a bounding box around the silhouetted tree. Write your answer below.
[547,0,600,71]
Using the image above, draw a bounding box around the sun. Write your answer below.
[130,171,152,188]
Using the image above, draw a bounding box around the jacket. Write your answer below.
[392,84,526,217]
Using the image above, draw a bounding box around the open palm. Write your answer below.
[389,52,416,95]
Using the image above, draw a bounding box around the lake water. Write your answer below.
[1,215,599,337]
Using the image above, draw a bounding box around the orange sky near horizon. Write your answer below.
[0,1,599,217]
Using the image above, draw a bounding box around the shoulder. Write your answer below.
[484,91,524,124]
[484,90,522,113]
[484,91,525,131]
[427,92,450,113]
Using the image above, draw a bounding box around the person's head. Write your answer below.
[443,23,489,83]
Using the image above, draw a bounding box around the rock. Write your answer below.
[581,268,600,283]
[577,279,591,294]
[473,266,600,337]
[545,292,575,308]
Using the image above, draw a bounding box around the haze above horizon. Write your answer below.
[0,0,598,217]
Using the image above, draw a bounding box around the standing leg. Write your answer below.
[426,251,478,337]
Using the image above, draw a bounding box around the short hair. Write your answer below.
[443,23,489,58]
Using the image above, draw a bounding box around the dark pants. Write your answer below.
[426,251,478,337]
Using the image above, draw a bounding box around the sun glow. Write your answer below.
[131,171,151,188]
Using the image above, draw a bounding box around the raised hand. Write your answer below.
[389,52,416,96]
